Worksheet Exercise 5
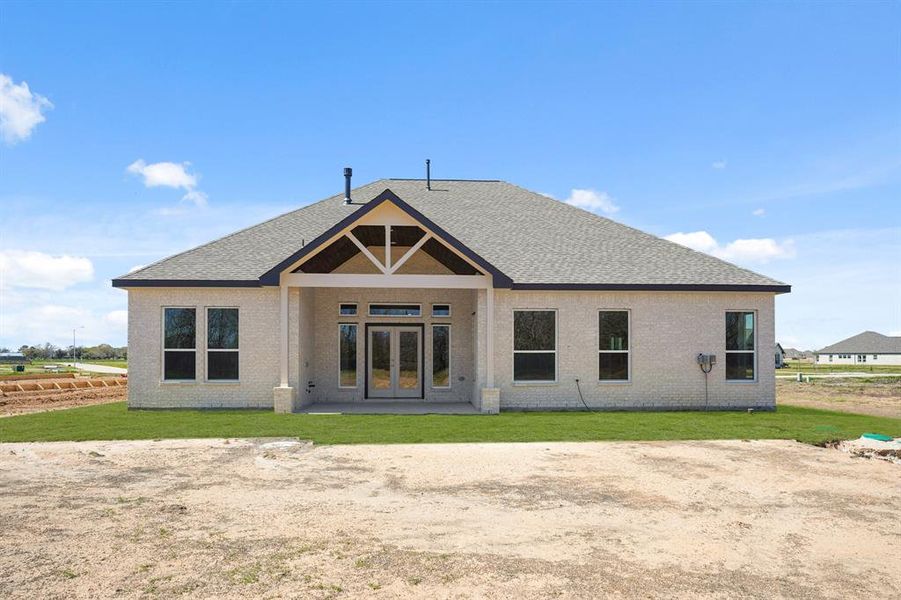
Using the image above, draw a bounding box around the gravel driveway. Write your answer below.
[1,439,898,598]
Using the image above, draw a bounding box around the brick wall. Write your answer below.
[127,287,285,408]
[492,290,776,410]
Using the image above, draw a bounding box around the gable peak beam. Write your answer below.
[388,232,433,274]
[346,231,389,274]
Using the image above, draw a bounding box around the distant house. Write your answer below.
[775,343,785,368]
[816,331,901,366]
[783,347,813,362]
[0,352,26,364]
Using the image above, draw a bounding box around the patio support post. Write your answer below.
[487,287,495,388]
[279,282,289,387]
[273,280,297,413]
[479,286,500,414]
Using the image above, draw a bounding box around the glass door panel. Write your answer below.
[368,328,392,397]
[396,329,421,397]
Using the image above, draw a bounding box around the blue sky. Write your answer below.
[1,1,899,351]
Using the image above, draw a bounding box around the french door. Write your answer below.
[367,326,422,398]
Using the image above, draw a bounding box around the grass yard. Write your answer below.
[779,360,901,374]
[1,401,898,445]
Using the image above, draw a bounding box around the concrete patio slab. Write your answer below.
[297,401,479,415]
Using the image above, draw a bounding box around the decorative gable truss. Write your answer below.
[273,191,507,289]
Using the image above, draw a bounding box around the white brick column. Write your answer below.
[480,286,499,414]
[274,279,296,413]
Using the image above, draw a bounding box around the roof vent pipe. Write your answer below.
[343,167,352,204]
[426,159,431,191]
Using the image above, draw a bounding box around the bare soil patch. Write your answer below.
[0,376,126,417]
[1,439,898,599]
[777,378,901,418]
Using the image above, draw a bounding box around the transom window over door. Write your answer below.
[163,307,196,381]
[725,311,755,381]
[513,310,557,382]
[599,310,629,381]
[207,308,239,381]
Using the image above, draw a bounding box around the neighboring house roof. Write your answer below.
[776,343,785,354]
[113,179,790,292]
[817,331,901,354]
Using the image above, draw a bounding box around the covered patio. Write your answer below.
[269,191,503,414]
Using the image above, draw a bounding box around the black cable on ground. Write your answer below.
[575,378,591,412]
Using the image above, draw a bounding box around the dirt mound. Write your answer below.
[1,377,126,417]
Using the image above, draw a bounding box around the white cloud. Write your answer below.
[0,250,94,291]
[664,231,795,264]
[560,189,620,215]
[0,73,53,145]
[127,159,208,207]
[105,310,128,327]
[127,159,197,189]
[712,160,727,170]
[752,208,766,217]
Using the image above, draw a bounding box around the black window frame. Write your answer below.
[512,309,557,383]
[206,307,239,382]
[725,311,756,381]
[598,310,630,382]
[162,307,196,382]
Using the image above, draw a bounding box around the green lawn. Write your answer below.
[1,402,898,445]
[780,360,900,374]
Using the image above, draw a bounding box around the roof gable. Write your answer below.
[257,189,512,286]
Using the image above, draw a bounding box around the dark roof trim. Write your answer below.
[112,279,262,288]
[511,283,792,293]
[258,188,514,287]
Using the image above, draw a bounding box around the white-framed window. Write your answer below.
[829,354,833,362]
[207,307,239,381]
[513,309,557,383]
[725,311,755,381]
[598,310,630,381]
[431,304,451,318]
[858,354,866,363]
[432,324,451,388]
[368,303,421,317]
[339,303,358,316]
[162,307,196,381]
[873,355,878,360]
[338,323,357,388]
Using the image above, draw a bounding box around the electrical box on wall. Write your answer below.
[697,354,717,370]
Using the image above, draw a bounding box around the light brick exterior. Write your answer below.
[126,286,776,411]
[492,290,775,410]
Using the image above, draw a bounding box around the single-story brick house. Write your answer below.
[113,173,791,413]
[815,331,901,366]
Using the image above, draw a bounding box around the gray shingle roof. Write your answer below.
[114,179,789,291]
[818,331,901,354]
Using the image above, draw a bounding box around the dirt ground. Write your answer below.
[1,439,898,599]
[0,377,126,417]
[776,378,901,418]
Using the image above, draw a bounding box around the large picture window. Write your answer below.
[163,307,196,381]
[432,325,450,388]
[726,311,755,381]
[599,310,629,381]
[339,324,357,388]
[207,308,239,381]
[513,310,556,382]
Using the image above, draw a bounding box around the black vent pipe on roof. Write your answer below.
[343,167,352,204]
[426,159,431,190]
